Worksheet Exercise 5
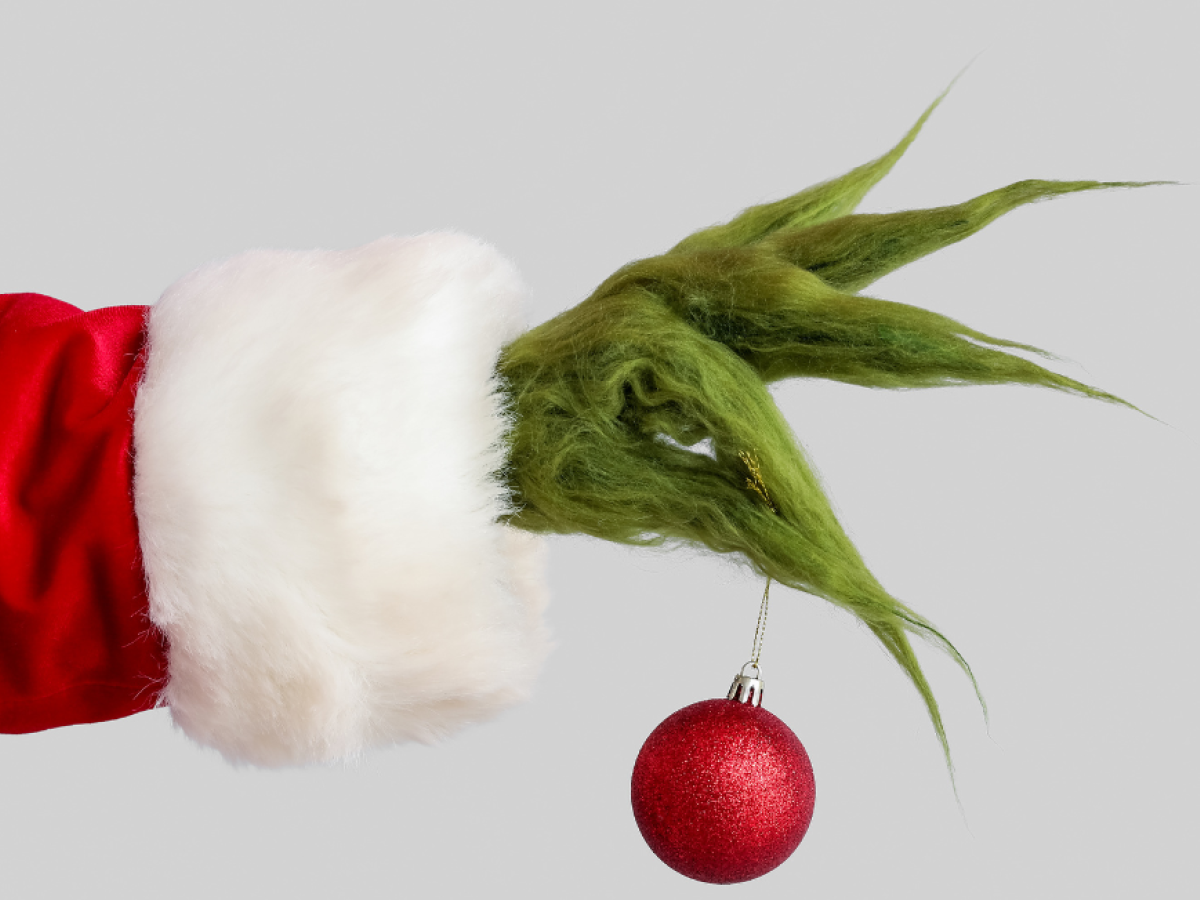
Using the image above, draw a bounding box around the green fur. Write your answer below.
[496,91,1158,773]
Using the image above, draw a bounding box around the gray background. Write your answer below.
[1,1,1196,898]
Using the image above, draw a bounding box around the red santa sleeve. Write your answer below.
[0,292,167,732]
[1,233,551,765]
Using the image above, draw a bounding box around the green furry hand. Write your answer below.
[496,88,1158,771]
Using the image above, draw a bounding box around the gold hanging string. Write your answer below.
[738,450,778,671]
[738,450,777,515]
[750,577,771,670]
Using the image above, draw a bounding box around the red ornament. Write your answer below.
[631,681,816,884]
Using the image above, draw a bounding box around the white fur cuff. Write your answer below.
[132,233,550,766]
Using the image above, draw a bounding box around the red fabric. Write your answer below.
[0,293,167,732]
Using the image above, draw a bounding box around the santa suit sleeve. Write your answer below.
[0,293,166,731]
[0,233,551,766]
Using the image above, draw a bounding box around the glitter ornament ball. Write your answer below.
[630,698,816,884]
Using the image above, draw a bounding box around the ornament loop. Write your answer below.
[728,451,775,710]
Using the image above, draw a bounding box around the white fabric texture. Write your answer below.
[132,233,550,766]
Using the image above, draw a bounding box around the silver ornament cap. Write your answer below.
[727,662,765,707]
